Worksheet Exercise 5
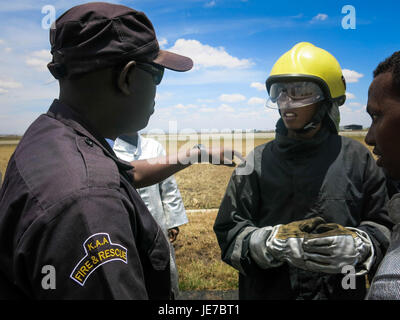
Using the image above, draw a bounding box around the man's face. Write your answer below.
[119,63,157,133]
[280,102,319,131]
[365,72,400,179]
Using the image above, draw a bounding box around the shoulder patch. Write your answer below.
[70,233,128,286]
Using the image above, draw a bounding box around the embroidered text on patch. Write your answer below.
[70,232,128,286]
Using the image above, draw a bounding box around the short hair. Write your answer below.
[373,51,400,91]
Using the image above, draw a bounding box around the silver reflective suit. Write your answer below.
[113,134,188,298]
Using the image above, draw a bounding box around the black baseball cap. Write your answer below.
[47,2,193,79]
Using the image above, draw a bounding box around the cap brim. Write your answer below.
[152,50,193,72]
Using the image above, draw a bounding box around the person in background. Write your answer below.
[214,42,393,300]
[112,132,188,299]
[364,51,400,299]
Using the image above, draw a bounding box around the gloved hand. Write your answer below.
[302,223,374,274]
[249,217,326,269]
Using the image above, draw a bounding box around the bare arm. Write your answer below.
[131,146,240,188]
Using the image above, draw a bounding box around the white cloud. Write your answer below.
[146,103,283,133]
[250,82,265,91]
[219,93,246,103]
[25,50,52,72]
[346,92,356,99]
[174,103,198,110]
[342,69,364,83]
[155,91,173,102]
[218,104,235,113]
[197,98,215,103]
[247,97,265,105]
[0,78,23,95]
[339,104,370,128]
[25,58,48,71]
[348,102,362,107]
[28,50,50,60]
[204,1,216,8]
[167,39,253,69]
[311,13,328,22]
[165,68,265,86]
[199,107,216,113]
[0,79,22,89]
[158,37,168,49]
[340,105,352,113]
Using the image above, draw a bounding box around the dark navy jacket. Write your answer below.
[0,100,171,299]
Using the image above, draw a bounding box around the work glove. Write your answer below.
[302,223,374,275]
[249,217,326,269]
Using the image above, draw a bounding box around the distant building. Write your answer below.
[343,124,363,131]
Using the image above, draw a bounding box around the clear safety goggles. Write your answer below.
[266,81,325,109]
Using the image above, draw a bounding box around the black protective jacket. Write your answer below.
[214,122,393,300]
[0,100,171,299]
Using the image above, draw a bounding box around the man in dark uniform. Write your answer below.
[0,2,195,299]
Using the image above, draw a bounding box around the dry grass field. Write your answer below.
[174,209,238,291]
[0,134,372,292]
[0,145,16,184]
[173,137,271,209]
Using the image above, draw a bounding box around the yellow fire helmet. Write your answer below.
[266,42,346,106]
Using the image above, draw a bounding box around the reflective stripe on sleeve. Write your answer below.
[230,226,258,275]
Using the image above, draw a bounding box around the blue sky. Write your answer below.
[0,0,399,134]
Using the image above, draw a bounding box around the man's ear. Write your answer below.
[117,61,137,95]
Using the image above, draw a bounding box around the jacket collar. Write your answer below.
[274,118,331,159]
[116,133,142,158]
[47,99,134,172]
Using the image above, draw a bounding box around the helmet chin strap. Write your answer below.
[291,101,330,134]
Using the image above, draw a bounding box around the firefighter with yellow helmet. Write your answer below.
[214,42,393,299]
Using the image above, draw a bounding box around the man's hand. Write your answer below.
[302,223,373,274]
[249,217,326,270]
[266,217,327,270]
[168,227,180,243]
[192,144,245,167]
